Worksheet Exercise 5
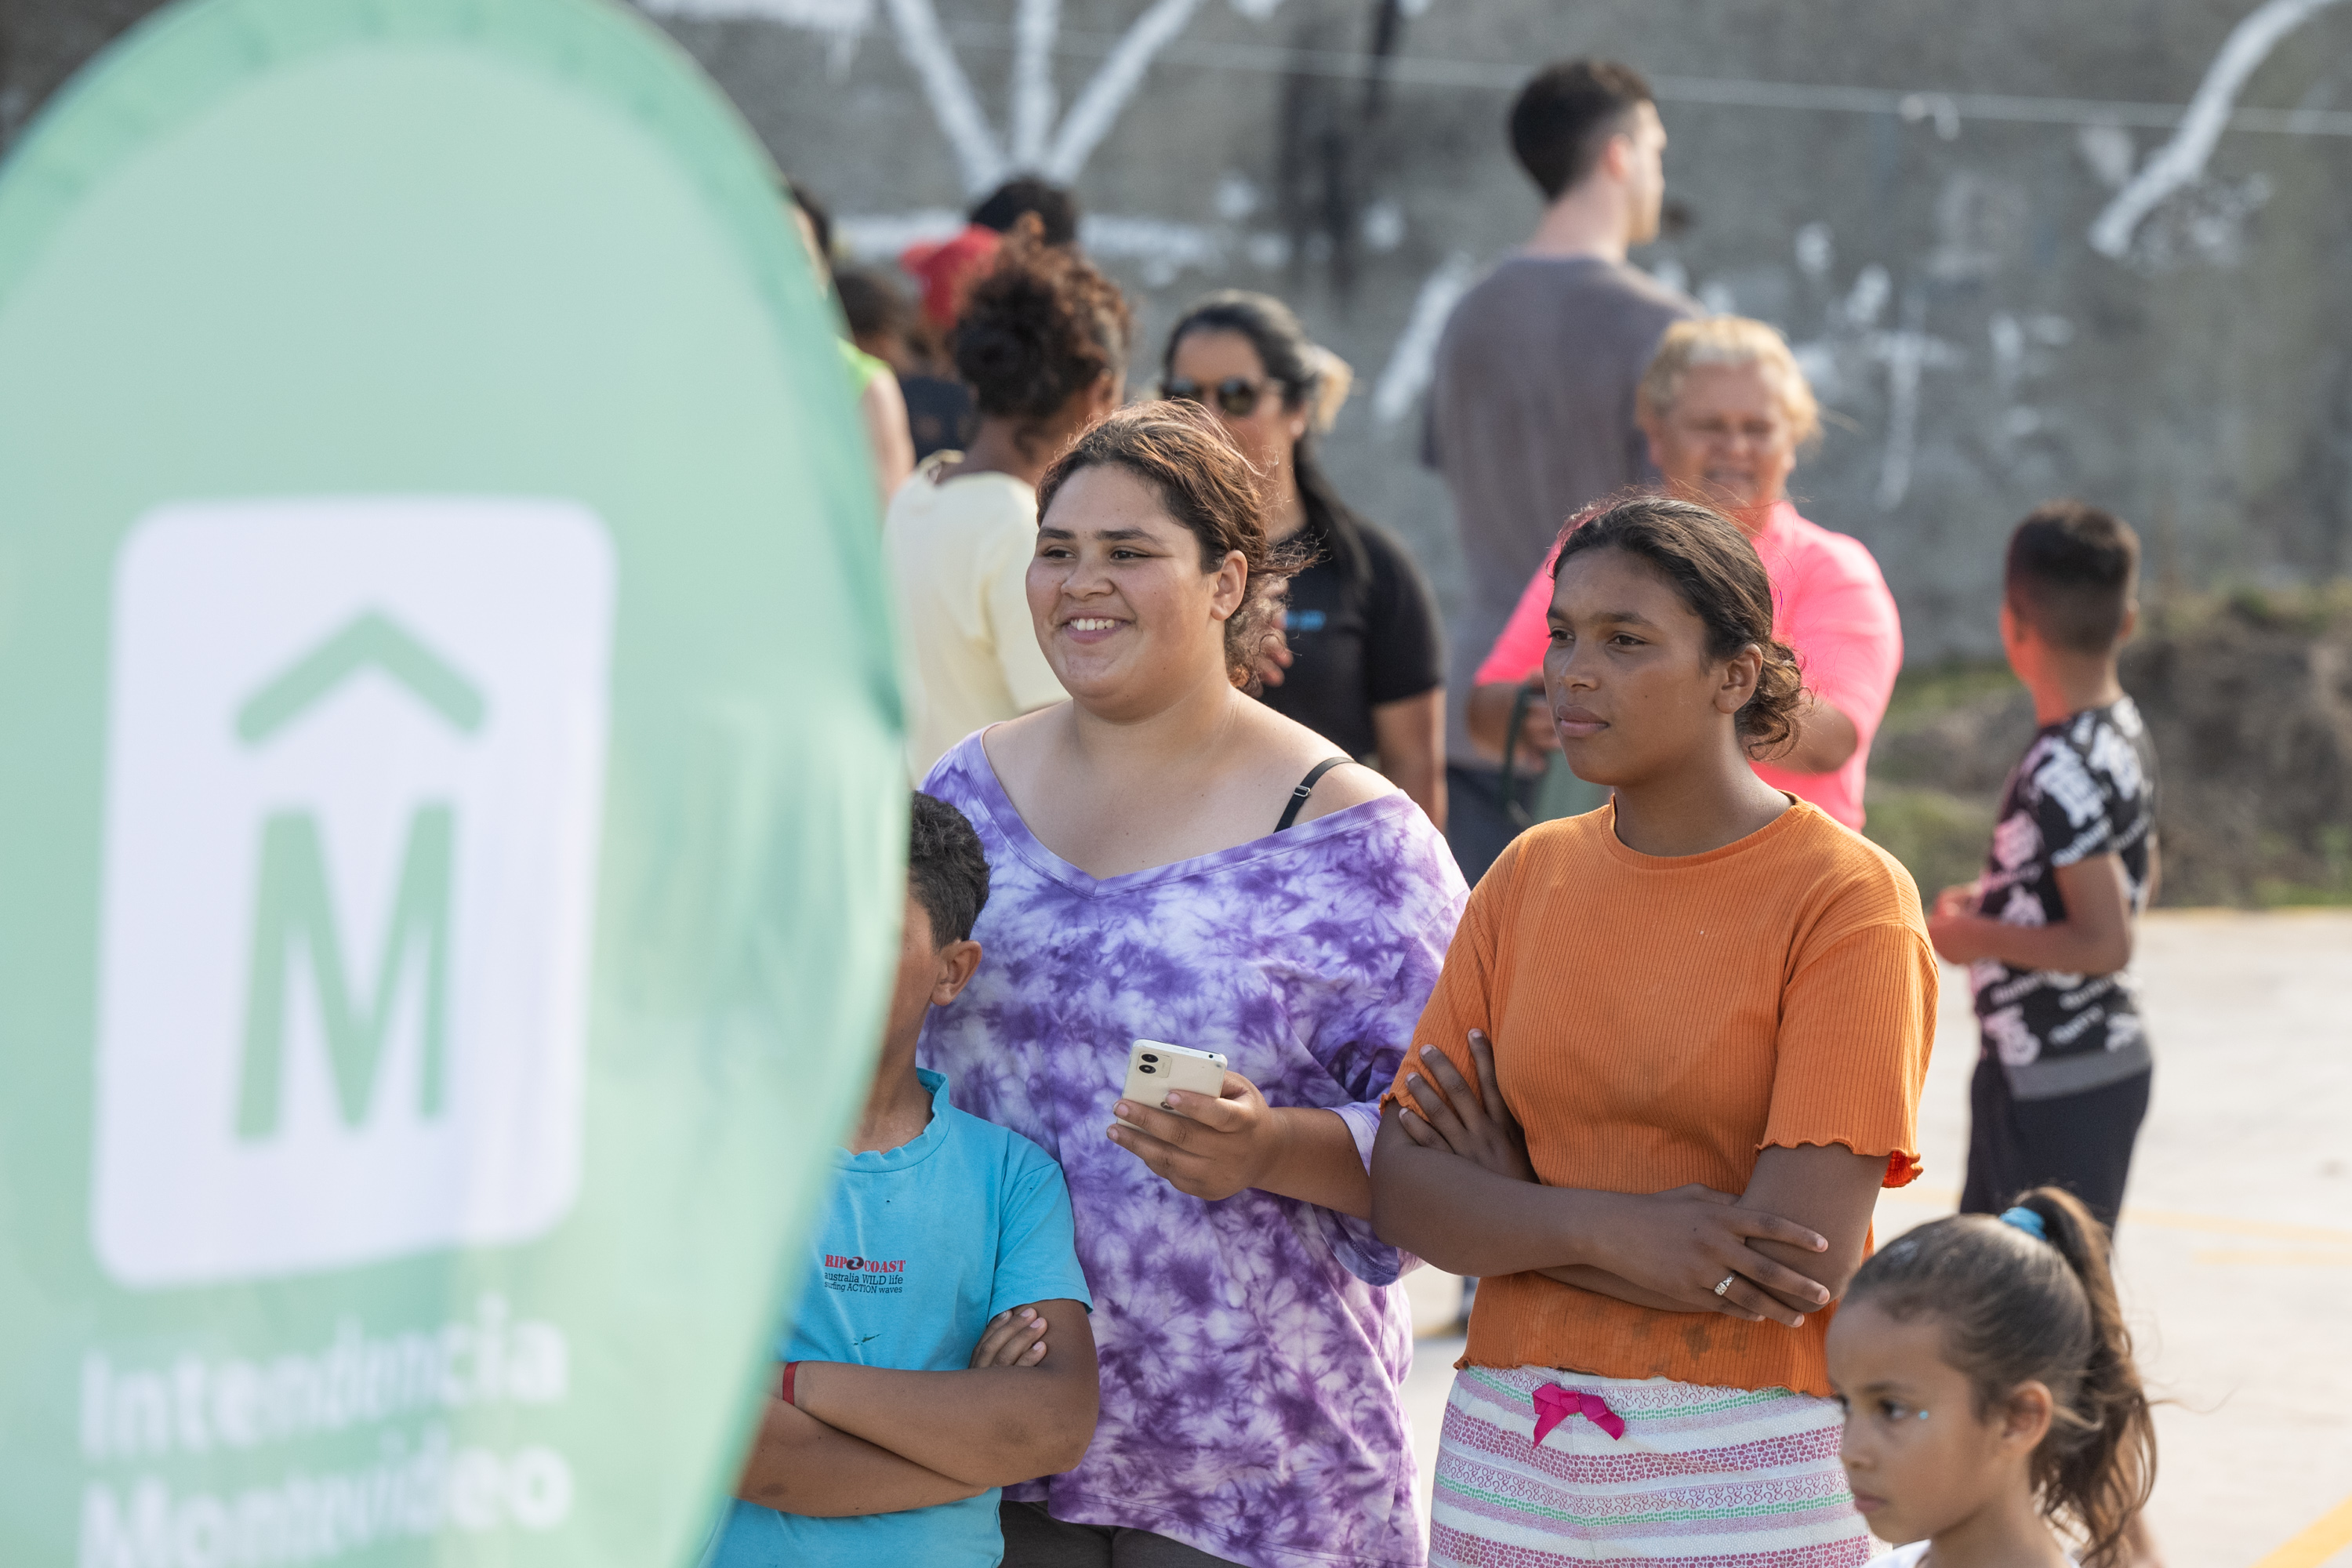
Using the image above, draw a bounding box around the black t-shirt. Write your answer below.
[1969,697,2158,1101]
[899,375,976,461]
[1258,499,1443,759]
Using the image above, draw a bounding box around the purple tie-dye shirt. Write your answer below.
[918,735,1467,1568]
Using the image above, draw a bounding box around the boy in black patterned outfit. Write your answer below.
[1926,503,2158,1229]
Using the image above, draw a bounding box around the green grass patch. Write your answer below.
[2252,827,2352,908]
[2147,579,2352,638]
[1864,786,1996,902]
[1879,658,2017,724]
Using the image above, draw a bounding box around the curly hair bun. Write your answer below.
[950,233,1134,424]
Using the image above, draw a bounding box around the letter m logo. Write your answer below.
[229,609,483,1141]
[92,501,613,1284]
[234,804,456,1138]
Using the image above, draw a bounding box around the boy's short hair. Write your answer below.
[968,175,1079,248]
[909,793,989,946]
[2005,501,2141,654]
[1508,59,1655,201]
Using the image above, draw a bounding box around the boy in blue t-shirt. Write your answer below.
[710,793,1096,1566]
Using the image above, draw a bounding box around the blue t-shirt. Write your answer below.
[708,1069,1091,1568]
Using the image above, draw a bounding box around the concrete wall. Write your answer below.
[9,0,2350,658]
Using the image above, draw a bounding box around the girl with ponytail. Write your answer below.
[1829,1186,2158,1566]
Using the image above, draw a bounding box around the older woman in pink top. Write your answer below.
[1465,317,1900,829]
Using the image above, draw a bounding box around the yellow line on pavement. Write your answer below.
[2250,1492,2352,1568]
[2123,1207,2352,1245]
[2193,1249,2352,1268]
[1877,1186,2352,1246]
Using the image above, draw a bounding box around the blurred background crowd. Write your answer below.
[12,0,2351,907]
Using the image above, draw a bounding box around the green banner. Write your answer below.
[0,0,904,1562]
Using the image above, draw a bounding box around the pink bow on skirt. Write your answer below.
[1532,1382,1627,1444]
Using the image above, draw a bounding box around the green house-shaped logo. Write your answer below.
[230,612,487,1143]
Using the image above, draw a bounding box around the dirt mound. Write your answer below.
[1864,588,2352,908]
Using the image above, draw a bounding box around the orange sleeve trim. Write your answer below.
[1755,1137,1924,1189]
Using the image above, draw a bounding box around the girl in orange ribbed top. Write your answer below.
[1371,495,1937,1567]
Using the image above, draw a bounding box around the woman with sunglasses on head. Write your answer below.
[917,401,1467,1568]
[1162,292,1447,828]
[886,227,1132,779]
[1371,495,1935,1566]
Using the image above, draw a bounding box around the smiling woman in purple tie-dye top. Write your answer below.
[918,403,1466,1568]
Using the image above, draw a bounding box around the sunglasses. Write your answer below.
[1161,376,1276,418]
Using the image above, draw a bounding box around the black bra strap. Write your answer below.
[1276,756,1352,833]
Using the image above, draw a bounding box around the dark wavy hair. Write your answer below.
[950,230,1133,441]
[1161,289,1367,588]
[907,793,989,946]
[1552,495,1804,756]
[1847,1189,2156,1567]
[1034,401,1308,692]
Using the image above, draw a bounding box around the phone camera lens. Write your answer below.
[1141,1053,1160,1063]
[1138,1065,1156,1074]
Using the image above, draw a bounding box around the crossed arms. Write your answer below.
[1370,1032,1885,1327]
[734,1299,1098,1517]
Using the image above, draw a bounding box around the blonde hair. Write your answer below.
[1636,317,1821,448]
[1302,344,1354,434]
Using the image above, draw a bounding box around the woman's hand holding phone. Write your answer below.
[1108,1071,1287,1203]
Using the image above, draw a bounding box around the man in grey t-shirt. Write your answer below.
[1424,59,1699,883]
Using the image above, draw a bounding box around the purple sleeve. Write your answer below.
[1295,811,1467,1283]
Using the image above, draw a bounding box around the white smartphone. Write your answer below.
[1116,1039,1229,1130]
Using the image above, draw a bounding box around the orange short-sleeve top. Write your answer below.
[1385,800,1937,1396]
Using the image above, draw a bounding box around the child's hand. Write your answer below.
[1394,1032,1538,1183]
[968,1305,1051,1369]
[1926,911,1995,964]
[1930,880,1980,920]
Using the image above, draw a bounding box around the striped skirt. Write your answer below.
[1428,1365,1871,1566]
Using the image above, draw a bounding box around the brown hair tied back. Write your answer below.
[1846,1188,2157,1567]
[1551,494,1806,757]
[1034,401,1309,692]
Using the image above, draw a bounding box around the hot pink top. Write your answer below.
[1472,500,1903,829]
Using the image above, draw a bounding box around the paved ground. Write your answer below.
[1397,910,2352,1566]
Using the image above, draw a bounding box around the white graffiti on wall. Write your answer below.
[644,0,876,76]
[1864,299,1966,510]
[649,0,1286,194]
[1371,252,1476,427]
[641,0,2324,504]
[2086,0,2346,263]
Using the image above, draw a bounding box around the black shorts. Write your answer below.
[1961,1054,2152,1232]
[999,1502,1241,1566]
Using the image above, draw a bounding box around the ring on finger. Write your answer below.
[1713,1275,1737,1297]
